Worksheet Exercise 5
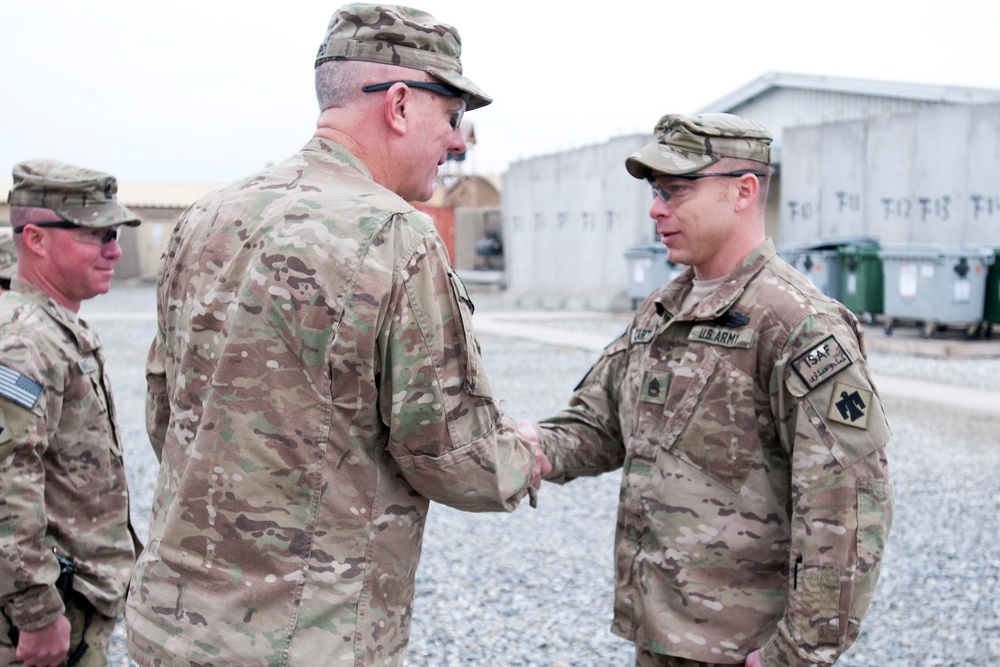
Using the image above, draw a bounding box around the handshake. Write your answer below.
[518,420,551,493]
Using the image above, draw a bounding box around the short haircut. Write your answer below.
[714,157,772,205]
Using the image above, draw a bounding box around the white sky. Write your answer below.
[3,0,1000,185]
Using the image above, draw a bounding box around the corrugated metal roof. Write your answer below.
[700,71,1000,115]
[0,179,223,210]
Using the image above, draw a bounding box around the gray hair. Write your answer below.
[315,60,440,112]
[315,60,369,111]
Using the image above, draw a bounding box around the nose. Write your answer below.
[102,236,123,260]
[448,127,468,155]
[649,194,672,220]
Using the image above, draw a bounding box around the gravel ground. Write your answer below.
[77,285,1000,667]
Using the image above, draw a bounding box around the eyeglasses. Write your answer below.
[361,80,468,130]
[647,170,768,201]
[15,220,119,244]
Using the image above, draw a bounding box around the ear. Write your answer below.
[383,82,411,138]
[732,173,760,212]
[18,226,48,258]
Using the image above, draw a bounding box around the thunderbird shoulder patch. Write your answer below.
[792,335,852,390]
[827,380,873,429]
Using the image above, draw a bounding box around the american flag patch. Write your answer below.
[0,364,43,409]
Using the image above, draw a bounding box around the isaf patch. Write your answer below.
[827,380,873,429]
[792,335,852,390]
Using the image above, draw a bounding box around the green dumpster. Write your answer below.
[838,244,883,318]
[985,247,1000,324]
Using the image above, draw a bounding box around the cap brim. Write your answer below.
[431,70,492,111]
[57,203,141,228]
[625,143,718,179]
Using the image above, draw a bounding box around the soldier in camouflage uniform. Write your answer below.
[125,4,546,667]
[520,114,893,667]
[0,160,141,666]
[0,234,16,292]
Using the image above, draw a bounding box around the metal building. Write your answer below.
[500,71,1000,308]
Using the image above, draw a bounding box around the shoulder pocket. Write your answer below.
[787,365,891,469]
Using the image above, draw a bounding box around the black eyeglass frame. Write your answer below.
[14,220,119,244]
[361,80,468,129]
[647,170,769,201]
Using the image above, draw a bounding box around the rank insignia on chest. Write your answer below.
[77,357,99,375]
[827,380,873,429]
[639,370,670,404]
[792,335,852,390]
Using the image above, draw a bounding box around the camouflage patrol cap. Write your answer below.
[8,159,140,228]
[315,3,492,110]
[0,234,16,281]
[625,113,773,179]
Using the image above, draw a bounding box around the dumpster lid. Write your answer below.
[780,235,879,252]
[877,243,997,263]
[625,243,667,256]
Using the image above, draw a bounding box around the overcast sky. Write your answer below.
[3,1,999,185]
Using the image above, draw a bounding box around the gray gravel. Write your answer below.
[77,285,1000,666]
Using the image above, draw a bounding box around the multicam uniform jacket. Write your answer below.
[126,137,536,667]
[538,241,893,666]
[0,281,136,634]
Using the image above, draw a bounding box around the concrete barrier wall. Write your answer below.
[501,134,652,305]
[781,104,1000,245]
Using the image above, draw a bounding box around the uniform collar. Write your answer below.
[301,136,374,181]
[8,278,100,353]
[654,239,776,321]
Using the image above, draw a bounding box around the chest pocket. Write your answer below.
[635,346,759,492]
[54,360,112,490]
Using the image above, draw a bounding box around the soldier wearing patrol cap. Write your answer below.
[521,113,893,667]
[125,4,548,667]
[0,159,141,666]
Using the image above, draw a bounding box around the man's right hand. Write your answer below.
[517,420,551,489]
[15,614,70,667]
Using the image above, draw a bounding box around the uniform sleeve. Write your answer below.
[145,333,169,463]
[535,333,628,483]
[378,233,535,512]
[0,340,66,632]
[761,316,894,666]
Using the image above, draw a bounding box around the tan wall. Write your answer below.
[112,208,183,280]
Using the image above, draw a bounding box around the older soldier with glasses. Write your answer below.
[521,113,893,667]
[125,4,549,667]
[0,159,141,667]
